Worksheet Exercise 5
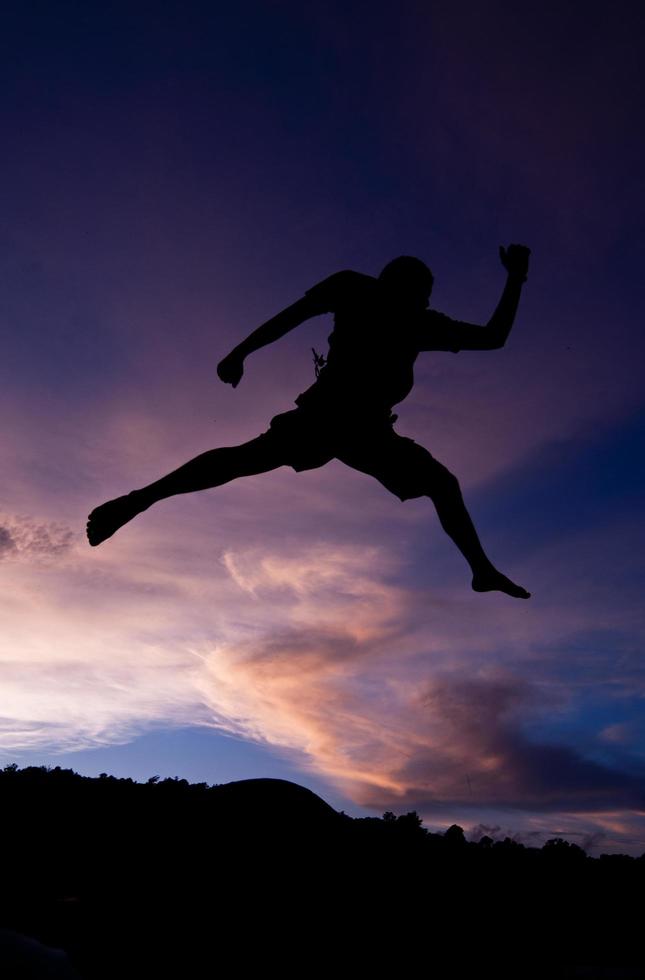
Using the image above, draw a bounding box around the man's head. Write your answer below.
[378,256,434,308]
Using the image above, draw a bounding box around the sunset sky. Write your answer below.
[2,2,644,853]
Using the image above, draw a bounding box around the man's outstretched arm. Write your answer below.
[422,243,530,352]
[217,294,323,387]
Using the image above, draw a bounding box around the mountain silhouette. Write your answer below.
[1,764,642,979]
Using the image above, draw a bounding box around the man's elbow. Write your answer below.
[483,325,508,349]
[478,332,504,350]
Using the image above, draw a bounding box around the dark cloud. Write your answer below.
[0,515,74,562]
[0,526,17,557]
[360,675,645,814]
[468,823,544,847]
[579,830,609,854]
[467,823,611,855]
[237,627,360,669]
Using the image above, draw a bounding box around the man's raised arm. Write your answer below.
[484,244,530,348]
[217,294,322,388]
[422,244,530,352]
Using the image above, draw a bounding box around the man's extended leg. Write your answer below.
[337,431,530,599]
[86,433,287,546]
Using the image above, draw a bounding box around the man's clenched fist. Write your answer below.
[499,243,530,281]
[217,350,245,387]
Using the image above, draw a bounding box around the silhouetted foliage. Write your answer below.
[0,765,642,978]
[444,823,467,845]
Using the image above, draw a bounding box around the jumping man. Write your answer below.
[87,244,531,599]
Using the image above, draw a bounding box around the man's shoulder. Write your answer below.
[305,270,376,311]
[418,308,462,352]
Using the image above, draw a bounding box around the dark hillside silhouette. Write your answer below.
[1,765,643,978]
[88,247,532,599]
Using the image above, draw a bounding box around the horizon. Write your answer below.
[4,760,642,858]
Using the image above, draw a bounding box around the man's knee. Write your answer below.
[426,461,461,500]
[397,459,460,502]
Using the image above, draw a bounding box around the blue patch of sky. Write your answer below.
[516,626,645,770]
[472,402,645,557]
[5,726,376,817]
[520,702,645,787]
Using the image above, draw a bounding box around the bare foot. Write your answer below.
[86,491,148,546]
[471,568,531,599]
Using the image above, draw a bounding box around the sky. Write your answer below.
[2,1,645,853]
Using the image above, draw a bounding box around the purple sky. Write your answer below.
[2,2,645,853]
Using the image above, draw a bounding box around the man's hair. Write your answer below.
[378,255,434,290]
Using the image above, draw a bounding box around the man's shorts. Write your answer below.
[260,404,448,501]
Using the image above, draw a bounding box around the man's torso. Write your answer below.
[295,270,458,418]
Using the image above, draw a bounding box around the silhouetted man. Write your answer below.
[87,244,531,598]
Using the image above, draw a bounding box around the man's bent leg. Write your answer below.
[87,434,287,546]
[338,433,530,599]
[424,464,529,598]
